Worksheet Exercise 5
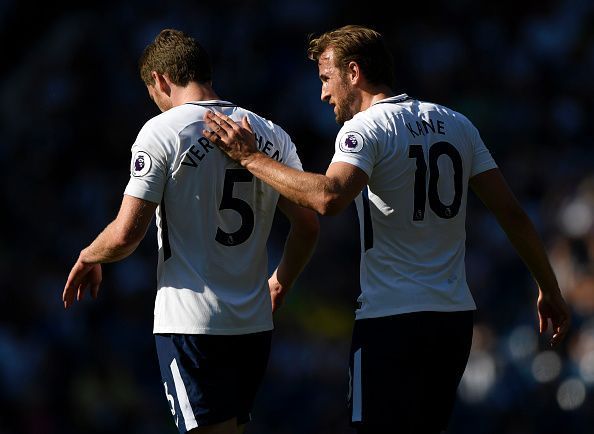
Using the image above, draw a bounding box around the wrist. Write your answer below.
[242,150,266,169]
[78,249,97,266]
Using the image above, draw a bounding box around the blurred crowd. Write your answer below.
[1,0,593,433]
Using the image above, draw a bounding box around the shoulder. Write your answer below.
[133,108,192,160]
[139,105,187,134]
[335,110,384,152]
[237,108,294,145]
[417,100,475,128]
[138,105,206,143]
[241,108,287,134]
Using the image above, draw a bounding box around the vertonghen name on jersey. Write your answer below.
[181,137,215,167]
[254,134,284,163]
[405,118,446,138]
[181,133,284,169]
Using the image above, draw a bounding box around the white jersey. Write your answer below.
[124,100,303,334]
[331,94,497,320]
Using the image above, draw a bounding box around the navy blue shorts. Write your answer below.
[348,311,473,434]
[155,331,272,433]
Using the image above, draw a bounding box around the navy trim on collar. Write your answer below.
[372,94,412,106]
[184,101,237,107]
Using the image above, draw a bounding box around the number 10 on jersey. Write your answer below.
[408,142,463,221]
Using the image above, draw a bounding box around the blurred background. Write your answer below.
[1,0,593,433]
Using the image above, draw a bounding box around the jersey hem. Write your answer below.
[152,323,274,335]
[470,161,498,178]
[330,155,372,178]
[355,304,476,320]
[123,187,161,204]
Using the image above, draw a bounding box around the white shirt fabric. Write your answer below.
[331,94,498,320]
[124,100,302,334]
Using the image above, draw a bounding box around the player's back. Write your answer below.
[333,95,497,319]
[125,101,302,334]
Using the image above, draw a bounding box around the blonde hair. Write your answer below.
[307,25,394,87]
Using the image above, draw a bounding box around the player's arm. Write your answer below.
[469,168,570,346]
[269,197,320,312]
[62,195,157,308]
[203,111,369,215]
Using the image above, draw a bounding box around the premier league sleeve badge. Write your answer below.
[131,150,152,177]
[338,131,365,153]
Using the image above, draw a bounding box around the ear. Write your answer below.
[151,71,172,96]
[346,61,361,85]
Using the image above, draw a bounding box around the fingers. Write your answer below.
[541,298,571,347]
[62,261,97,309]
[90,264,102,299]
[77,282,88,302]
[203,116,227,138]
[91,283,100,299]
[63,262,83,308]
[204,110,248,135]
[62,283,75,308]
[202,127,221,144]
[241,115,254,133]
[550,298,571,346]
[551,329,565,348]
[550,313,570,347]
[91,265,103,300]
[551,325,567,347]
[270,293,284,313]
[203,112,228,145]
[542,317,568,347]
[210,110,235,130]
[539,310,547,334]
[204,111,233,135]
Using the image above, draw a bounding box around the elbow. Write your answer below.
[318,203,338,216]
[318,202,346,216]
[498,206,533,234]
[506,205,531,225]
[316,192,346,216]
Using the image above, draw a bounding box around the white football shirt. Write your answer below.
[331,94,497,320]
[124,100,303,334]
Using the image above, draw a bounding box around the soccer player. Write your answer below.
[203,25,570,434]
[62,29,319,434]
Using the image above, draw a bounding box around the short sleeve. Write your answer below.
[270,122,303,172]
[284,145,303,171]
[123,121,170,204]
[468,123,498,177]
[330,120,376,177]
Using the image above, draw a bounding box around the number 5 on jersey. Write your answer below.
[216,168,255,246]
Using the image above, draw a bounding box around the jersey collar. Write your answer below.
[184,100,237,107]
[371,93,411,106]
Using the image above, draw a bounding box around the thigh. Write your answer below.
[155,332,271,433]
[187,418,238,434]
[234,331,272,424]
[418,311,473,431]
[347,311,473,434]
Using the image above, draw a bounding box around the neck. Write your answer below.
[358,84,394,111]
[171,81,220,107]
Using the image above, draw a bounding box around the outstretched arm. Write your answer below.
[203,111,368,215]
[470,168,570,347]
[269,197,320,312]
[62,195,157,308]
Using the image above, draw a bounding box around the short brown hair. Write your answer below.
[139,29,212,87]
[307,25,394,87]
